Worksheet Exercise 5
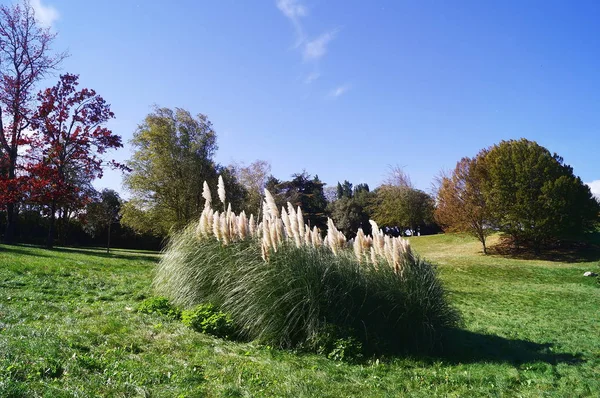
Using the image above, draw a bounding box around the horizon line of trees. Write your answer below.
[117,104,600,254]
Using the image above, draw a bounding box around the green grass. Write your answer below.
[1,236,599,397]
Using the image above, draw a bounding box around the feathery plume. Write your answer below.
[263,189,279,218]
[296,207,304,238]
[238,211,247,239]
[281,206,291,239]
[269,221,279,252]
[249,214,256,236]
[312,226,322,247]
[218,175,226,205]
[196,217,204,238]
[354,229,364,262]
[261,240,270,261]
[326,218,339,255]
[262,218,272,252]
[220,213,229,245]
[392,238,400,273]
[202,181,212,208]
[212,210,221,241]
[304,228,311,246]
[370,247,377,265]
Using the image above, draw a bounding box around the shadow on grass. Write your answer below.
[428,328,583,366]
[488,234,600,263]
[51,246,160,263]
[0,244,54,259]
[1,243,159,263]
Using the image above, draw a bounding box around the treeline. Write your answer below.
[118,106,441,245]
[118,106,599,254]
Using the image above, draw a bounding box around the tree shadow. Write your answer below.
[51,246,160,263]
[488,235,600,263]
[424,328,583,366]
[1,243,159,263]
[0,244,54,259]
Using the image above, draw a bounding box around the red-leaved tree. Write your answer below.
[0,0,66,243]
[29,73,123,248]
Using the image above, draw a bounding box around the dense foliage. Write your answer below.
[121,107,248,236]
[435,155,493,253]
[484,139,599,250]
[371,185,436,236]
[436,139,599,252]
[328,182,374,238]
[266,172,329,230]
[28,74,123,247]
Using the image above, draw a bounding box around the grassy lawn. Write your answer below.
[1,235,599,397]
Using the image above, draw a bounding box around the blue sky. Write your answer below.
[23,0,600,198]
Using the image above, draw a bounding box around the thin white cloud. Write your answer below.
[586,180,600,200]
[329,83,351,98]
[30,0,59,28]
[276,1,343,90]
[304,71,320,84]
[276,1,339,61]
[276,0,307,19]
[276,0,307,46]
[303,30,338,61]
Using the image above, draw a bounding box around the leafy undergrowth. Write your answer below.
[1,239,599,397]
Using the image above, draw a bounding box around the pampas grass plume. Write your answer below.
[217,175,226,205]
[202,181,212,207]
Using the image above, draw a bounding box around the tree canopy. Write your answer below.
[267,172,328,230]
[482,139,599,250]
[29,73,122,247]
[121,107,222,235]
[0,0,67,242]
[435,155,493,253]
[371,185,435,235]
[328,182,373,238]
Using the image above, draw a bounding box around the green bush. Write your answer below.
[181,303,234,338]
[309,324,364,361]
[137,296,181,319]
[155,225,460,355]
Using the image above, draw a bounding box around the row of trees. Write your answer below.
[0,1,124,248]
[435,139,599,253]
[120,108,599,255]
[119,108,439,242]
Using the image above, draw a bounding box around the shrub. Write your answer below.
[137,296,181,319]
[181,303,234,338]
[156,226,459,354]
[154,182,461,355]
[309,324,364,361]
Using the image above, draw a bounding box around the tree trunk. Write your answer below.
[4,158,17,244]
[47,202,56,248]
[58,207,70,246]
[106,221,111,254]
[4,203,16,243]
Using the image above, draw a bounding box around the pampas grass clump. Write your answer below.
[154,180,461,354]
